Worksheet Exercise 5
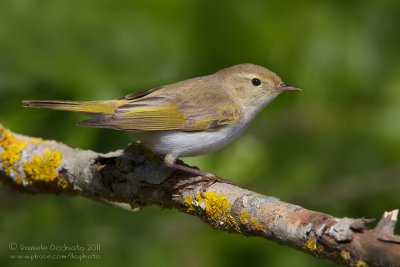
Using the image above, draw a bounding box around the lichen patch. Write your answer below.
[184,191,240,232]
[249,217,263,231]
[240,210,249,224]
[356,260,367,267]
[240,210,263,231]
[0,128,28,175]
[23,149,62,184]
[305,239,324,256]
[340,250,350,261]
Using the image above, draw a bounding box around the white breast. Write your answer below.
[136,93,279,158]
[136,120,249,157]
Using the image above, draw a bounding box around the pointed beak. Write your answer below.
[276,83,301,92]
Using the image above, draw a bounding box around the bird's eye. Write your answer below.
[251,78,261,86]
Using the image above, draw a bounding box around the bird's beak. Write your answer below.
[276,83,301,92]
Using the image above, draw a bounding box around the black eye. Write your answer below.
[251,78,261,86]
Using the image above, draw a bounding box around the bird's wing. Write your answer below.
[118,86,164,100]
[80,89,242,132]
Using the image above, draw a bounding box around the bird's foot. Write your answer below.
[167,162,235,192]
[169,163,234,184]
[198,174,236,197]
[169,162,213,177]
[164,155,235,195]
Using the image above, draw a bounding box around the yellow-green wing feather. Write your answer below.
[82,89,242,132]
[111,103,187,131]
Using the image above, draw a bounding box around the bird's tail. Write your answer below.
[22,100,125,115]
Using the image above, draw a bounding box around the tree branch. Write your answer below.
[1,125,399,267]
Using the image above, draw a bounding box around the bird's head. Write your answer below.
[217,64,300,111]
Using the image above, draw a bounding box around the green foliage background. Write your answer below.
[1,1,399,266]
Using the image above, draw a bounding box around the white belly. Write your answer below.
[136,121,249,157]
[133,93,279,158]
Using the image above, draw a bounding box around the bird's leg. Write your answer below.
[164,153,215,177]
[164,154,235,194]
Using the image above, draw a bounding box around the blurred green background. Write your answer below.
[1,0,399,266]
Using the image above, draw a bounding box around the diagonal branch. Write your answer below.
[0,125,399,267]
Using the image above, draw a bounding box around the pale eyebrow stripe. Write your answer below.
[238,73,259,79]
[238,73,277,84]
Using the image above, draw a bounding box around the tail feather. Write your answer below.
[23,100,80,109]
[22,100,125,115]
[78,116,119,128]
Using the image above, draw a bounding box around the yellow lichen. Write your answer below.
[306,239,316,250]
[0,127,68,189]
[16,175,22,185]
[249,217,263,231]
[305,239,324,256]
[239,210,263,231]
[23,149,62,184]
[340,250,350,261]
[184,191,239,232]
[184,195,195,213]
[57,177,69,189]
[197,191,231,220]
[29,137,44,145]
[240,210,249,224]
[356,260,367,267]
[0,128,28,175]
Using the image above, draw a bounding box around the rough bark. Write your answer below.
[1,125,399,267]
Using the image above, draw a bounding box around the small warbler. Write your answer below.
[23,64,300,177]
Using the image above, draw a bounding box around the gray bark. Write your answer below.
[1,125,399,267]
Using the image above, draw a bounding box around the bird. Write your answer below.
[23,64,300,177]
